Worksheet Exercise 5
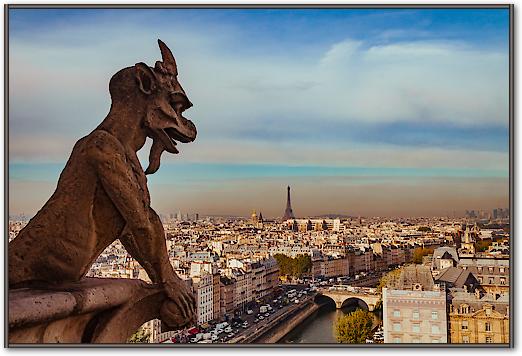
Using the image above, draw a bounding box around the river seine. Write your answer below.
[279,299,381,344]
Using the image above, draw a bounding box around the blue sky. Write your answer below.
[8,8,510,217]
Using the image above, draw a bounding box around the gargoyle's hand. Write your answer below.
[160,279,197,329]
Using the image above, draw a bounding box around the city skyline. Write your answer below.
[9,8,510,217]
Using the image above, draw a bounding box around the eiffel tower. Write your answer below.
[283,186,295,221]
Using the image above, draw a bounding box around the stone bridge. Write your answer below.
[316,286,381,311]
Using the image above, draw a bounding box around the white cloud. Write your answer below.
[9,15,509,168]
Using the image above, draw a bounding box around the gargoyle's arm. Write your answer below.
[87,130,175,285]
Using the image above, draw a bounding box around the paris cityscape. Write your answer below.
[8,185,510,344]
[7,6,510,346]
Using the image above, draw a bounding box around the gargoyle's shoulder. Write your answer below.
[82,130,126,162]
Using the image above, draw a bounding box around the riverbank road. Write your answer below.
[229,292,316,343]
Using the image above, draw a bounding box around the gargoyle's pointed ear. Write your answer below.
[135,62,157,95]
[158,39,178,76]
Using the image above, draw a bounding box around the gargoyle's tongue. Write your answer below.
[145,139,165,175]
[145,133,178,175]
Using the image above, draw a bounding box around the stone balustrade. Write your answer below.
[8,277,165,344]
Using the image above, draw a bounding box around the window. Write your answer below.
[462,320,469,330]
[488,267,494,273]
[412,324,420,333]
[486,336,493,344]
[431,311,438,320]
[478,267,483,273]
[393,323,401,332]
[478,277,483,284]
[393,310,401,317]
[412,310,420,320]
[500,278,506,285]
[500,267,505,273]
[485,322,491,332]
[431,324,440,334]
[463,336,470,343]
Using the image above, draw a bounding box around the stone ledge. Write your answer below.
[8,277,166,344]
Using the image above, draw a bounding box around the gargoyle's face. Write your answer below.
[150,69,197,149]
[135,40,197,174]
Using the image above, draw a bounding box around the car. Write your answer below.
[294,299,300,304]
[254,318,259,323]
[224,327,232,333]
[264,313,270,317]
[246,309,253,315]
[259,316,264,320]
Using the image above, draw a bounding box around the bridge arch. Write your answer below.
[339,297,369,311]
[314,294,337,307]
[316,289,380,312]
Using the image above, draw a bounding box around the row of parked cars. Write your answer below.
[286,287,310,304]
[187,320,250,344]
[185,288,314,344]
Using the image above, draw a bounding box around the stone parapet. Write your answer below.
[8,277,165,344]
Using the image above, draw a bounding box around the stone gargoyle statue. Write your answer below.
[9,40,197,331]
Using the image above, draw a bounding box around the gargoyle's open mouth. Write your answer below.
[164,92,197,144]
[164,122,196,144]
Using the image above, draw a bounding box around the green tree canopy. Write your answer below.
[412,247,434,264]
[274,253,311,278]
[127,327,150,343]
[476,239,493,252]
[377,268,402,294]
[334,309,374,343]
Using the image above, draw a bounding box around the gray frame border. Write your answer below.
[3,3,515,349]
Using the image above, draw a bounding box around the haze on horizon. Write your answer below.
[8,8,510,218]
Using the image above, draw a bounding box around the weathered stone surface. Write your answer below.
[9,290,77,330]
[9,278,166,344]
[9,39,197,343]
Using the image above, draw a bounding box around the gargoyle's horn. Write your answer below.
[158,39,177,76]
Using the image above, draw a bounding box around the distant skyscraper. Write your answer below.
[283,186,295,221]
